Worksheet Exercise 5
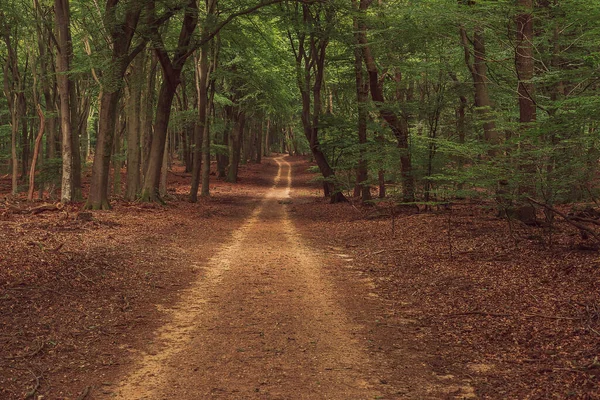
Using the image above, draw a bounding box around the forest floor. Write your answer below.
[0,156,599,399]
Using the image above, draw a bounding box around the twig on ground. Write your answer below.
[527,197,600,242]
[445,311,581,320]
[24,368,41,399]
[77,385,91,400]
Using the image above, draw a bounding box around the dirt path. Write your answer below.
[109,156,392,399]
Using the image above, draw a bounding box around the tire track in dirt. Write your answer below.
[109,156,392,399]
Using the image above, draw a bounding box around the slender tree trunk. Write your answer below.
[159,133,168,197]
[10,93,19,196]
[459,26,499,156]
[256,120,263,163]
[28,105,45,201]
[227,111,245,183]
[70,82,82,200]
[353,3,371,202]
[264,119,270,157]
[190,46,209,202]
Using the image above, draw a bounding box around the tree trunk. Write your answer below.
[141,54,158,181]
[112,114,125,196]
[28,105,46,201]
[86,91,120,209]
[141,80,178,202]
[70,81,82,200]
[190,45,209,202]
[159,133,168,198]
[353,4,371,202]
[227,111,245,183]
[84,1,142,209]
[515,0,537,224]
[55,0,73,203]
[10,93,19,196]
[264,119,270,157]
[459,25,499,156]
[292,4,346,203]
[256,120,263,163]
[125,54,143,201]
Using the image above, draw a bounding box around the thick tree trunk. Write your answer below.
[515,0,537,224]
[86,91,120,209]
[55,0,73,203]
[141,54,158,180]
[125,54,143,201]
[84,2,142,209]
[112,115,125,195]
[141,81,178,202]
[516,1,536,125]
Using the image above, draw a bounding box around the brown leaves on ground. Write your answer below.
[0,157,599,399]
[0,161,274,400]
[290,160,599,399]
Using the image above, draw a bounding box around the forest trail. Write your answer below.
[109,156,394,399]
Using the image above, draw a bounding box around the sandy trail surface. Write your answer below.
[109,156,393,399]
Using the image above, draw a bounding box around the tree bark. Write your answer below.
[353,1,372,202]
[55,0,74,203]
[28,105,46,201]
[190,45,209,202]
[515,0,537,224]
[227,110,245,183]
[459,25,499,156]
[125,53,144,201]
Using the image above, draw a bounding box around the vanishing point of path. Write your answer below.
[110,156,394,399]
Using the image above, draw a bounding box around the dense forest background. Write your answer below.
[1,0,600,216]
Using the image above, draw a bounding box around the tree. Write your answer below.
[85,0,144,209]
[357,0,414,202]
[286,1,347,203]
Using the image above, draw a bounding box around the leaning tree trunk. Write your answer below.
[28,105,45,201]
[358,0,414,202]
